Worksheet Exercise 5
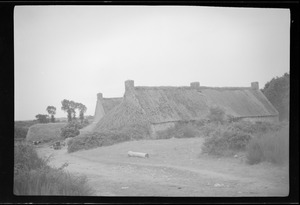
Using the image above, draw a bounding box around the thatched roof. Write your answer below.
[80,95,122,134]
[93,100,150,132]
[199,87,279,117]
[134,87,209,123]
[90,80,278,134]
[102,97,122,114]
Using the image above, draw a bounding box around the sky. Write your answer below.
[14,6,290,121]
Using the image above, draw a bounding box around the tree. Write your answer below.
[61,99,86,123]
[262,72,289,121]
[35,114,49,123]
[46,106,56,123]
[60,120,81,139]
[77,103,87,123]
[61,99,72,122]
[69,101,77,120]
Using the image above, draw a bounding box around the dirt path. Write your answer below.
[36,138,289,196]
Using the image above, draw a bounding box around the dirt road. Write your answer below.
[36,137,289,196]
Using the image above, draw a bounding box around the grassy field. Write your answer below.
[26,123,67,143]
[14,120,39,140]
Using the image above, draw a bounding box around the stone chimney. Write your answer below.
[190,82,200,88]
[251,82,259,90]
[125,80,134,92]
[97,93,103,101]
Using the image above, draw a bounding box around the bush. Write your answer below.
[227,120,282,136]
[245,137,264,164]
[80,119,90,128]
[68,131,131,153]
[68,123,151,153]
[14,142,46,174]
[60,121,81,139]
[207,106,225,124]
[156,122,199,139]
[14,126,28,139]
[198,122,221,137]
[201,126,252,156]
[246,125,289,165]
[14,142,94,195]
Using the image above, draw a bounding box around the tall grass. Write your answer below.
[246,125,289,165]
[14,142,94,195]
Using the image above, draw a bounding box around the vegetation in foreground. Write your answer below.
[14,120,39,140]
[261,72,289,121]
[26,122,67,143]
[66,105,289,166]
[14,142,94,195]
[246,125,289,165]
[67,124,149,153]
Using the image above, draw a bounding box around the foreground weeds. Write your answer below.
[14,142,94,195]
[246,125,289,165]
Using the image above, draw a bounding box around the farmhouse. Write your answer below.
[81,80,279,137]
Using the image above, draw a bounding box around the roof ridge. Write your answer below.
[103,97,123,99]
[134,86,253,90]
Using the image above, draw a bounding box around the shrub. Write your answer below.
[246,125,289,165]
[198,122,222,137]
[68,123,152,153]
[68,131,131,153]
[228,120,282,136]
[14,126,28,139]
[35,114,50,123]
[116,124,151,140]
[207,106,225,124]
[80,119,90,128]
[60,121,81,139]
[14,142,94,195]
[201,126,252,156]
[156,122,199,139]
[14,142,46,174]
[245,137,264,165]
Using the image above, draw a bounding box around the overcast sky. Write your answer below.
[14,6,290,121]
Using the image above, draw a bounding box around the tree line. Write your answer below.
[261,72,289,121]
[35,100,87,123]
